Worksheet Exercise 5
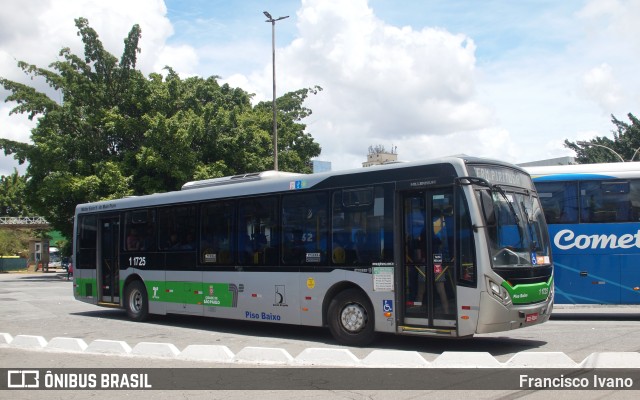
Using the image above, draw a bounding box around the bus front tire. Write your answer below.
[125,280,149,321]
[327,289,376,346]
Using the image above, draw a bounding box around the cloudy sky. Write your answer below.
[1,0,639,176]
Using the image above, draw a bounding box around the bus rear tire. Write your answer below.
[327,288,376,346]
[125,280,149,321]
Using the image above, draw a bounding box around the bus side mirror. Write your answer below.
[480,190,496,226]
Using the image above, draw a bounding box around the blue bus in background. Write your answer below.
[525,162,640,304]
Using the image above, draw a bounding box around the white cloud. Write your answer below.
[3,0,640,175]
[575,1,640,117]
[0,0,174,175]
[0,104,36,142]
[268,0,494,170]
[153,44,199,76]
[460,0,640,165]
[1,0,172,80]
[0,104,34,176]
[578,0,640,54]
[582,63,622,111]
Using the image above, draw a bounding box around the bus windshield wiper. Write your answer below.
[492,185,520,225]
[492,184,527,250]
[521,200,537,251]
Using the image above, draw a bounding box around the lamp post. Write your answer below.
[264,11,289,171]
[630,147,640,162]
[576,141,625,162]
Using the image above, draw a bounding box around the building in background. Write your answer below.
[311,159,332,173]
[518,156,575,167]
[363,145,398,167]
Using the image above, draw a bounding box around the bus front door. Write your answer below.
[98,216,120,304]
[402,190,456,328]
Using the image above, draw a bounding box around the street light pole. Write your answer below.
[576,141,625,162]
[630,147,640,162]
[264,11,289,171]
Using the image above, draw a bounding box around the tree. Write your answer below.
[0,229,31,257]
[0,169,32,217]
[564,113,640,163]
[1,18,321,238]
[254,86,323,173]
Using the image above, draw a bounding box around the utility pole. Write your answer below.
[264,11,289,171]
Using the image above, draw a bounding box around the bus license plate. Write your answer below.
[525,313,538,323]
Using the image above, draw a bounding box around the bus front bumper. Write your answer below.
[475,292,554,334]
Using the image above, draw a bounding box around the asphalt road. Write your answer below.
[2,270,640,361]
[1,270,639,399]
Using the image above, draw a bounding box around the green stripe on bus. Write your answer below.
[141,280,236,307]
[502,276,553,305]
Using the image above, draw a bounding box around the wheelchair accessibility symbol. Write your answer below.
[383,300,393,313]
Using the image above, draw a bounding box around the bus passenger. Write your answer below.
[180,232,196,250]
[126,228,139,251]
[139,226,155,251]
[165,231,180,250]
[332,231,353,264]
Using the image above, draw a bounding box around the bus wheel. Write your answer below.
[125,280,149,321]
[327,289,376,346]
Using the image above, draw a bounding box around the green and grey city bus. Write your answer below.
[73,156,554,345]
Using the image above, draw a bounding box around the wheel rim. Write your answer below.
[129,289,142,314]
[340,302,367,333]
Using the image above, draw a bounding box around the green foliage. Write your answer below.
[564,113,640,164]
[0,18,321,239]
[0,229,33,257]
[259,86,324,173]
[0,169,32,216]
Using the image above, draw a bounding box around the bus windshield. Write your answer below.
[482,187,551,268]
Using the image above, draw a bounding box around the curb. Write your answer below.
[47,337,88,352]
[235,346,294,365]
[177,344,234,362]
[85,339,132,354]
[2,332,640,368]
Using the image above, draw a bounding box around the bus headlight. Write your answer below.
[487,278,511,305]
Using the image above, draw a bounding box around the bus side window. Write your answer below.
[124,210,156,252]
[331,185,394,265]
[77,215,97,270]
[580,180,631,223]
[237,196,278,266]
[534,181,578,224]
[282,192,328,265]
[603,181,631,222]
[158,205,196,251]
[631,179,640,221]
[200,201,234,265]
